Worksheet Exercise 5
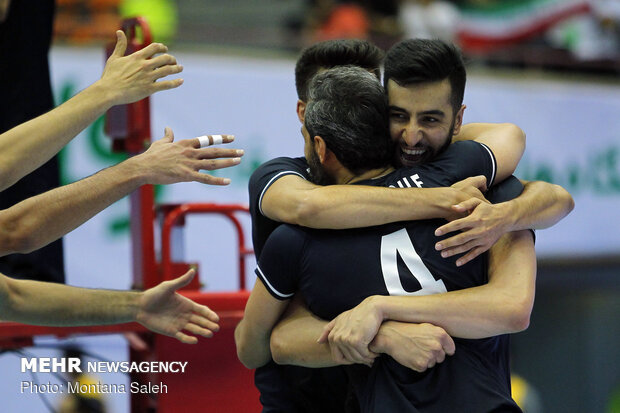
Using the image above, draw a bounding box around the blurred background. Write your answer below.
[1,0,619,412]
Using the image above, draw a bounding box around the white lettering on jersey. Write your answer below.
[389,173,424,189]
[380,228,447,296]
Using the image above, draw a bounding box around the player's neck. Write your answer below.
[341,166,395,185]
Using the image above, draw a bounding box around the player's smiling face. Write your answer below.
[387,78,463,167]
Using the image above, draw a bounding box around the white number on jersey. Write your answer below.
[380,228,447,296]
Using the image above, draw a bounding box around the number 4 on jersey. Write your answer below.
[380,228,447,296]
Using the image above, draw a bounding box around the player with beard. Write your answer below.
[246,39,573,412]
[237,66,535,412]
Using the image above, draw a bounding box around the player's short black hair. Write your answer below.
[305,66,393,175]
[295,39,384,102]
[384,38,466,115]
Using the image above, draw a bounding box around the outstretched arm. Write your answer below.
[261,174,486,229]
[434,180,574,265]
[319,230,536,364]
[0,129,242,256]
[0,269,219,344]
[0,30,183,191]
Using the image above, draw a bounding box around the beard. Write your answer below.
[307,148,336,186]
[395,121,455,168]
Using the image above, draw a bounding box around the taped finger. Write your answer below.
[197,134,224,148]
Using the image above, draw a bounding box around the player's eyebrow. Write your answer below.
[417,109,446,118]
[389,105,408,113]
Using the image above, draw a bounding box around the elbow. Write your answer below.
[506,299,533,333]
[559,186,575,214]
[0,220,38,255]
[507,123,526,143]
[505,123,526,154]
[269,328,291,365]
[234,324,265,370]
[292,195,321,227]
[236,347,260,370]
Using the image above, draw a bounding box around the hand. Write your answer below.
[136,269,220,344]
[450,175,487,200]
[99,30,184,106]
[435,199,514,266]
[134,127,243,186]
[317,297,383,366]
[369,321,455,372]
[438,176,488,221]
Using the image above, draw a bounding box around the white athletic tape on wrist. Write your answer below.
[197,135,224,148]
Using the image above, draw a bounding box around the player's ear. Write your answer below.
[313,135,328,163]
[453,104,466,136]
[296,100,306,124]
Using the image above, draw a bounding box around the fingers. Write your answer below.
[193,174,232,186]
[192,305,220,324]
[442,335,456,356]
[192,134,236,149]
[452,197,484,214]
[183,322,215,338]
[146,53,177,70]
[111,30,127,58]
[137,41,168,59]
[455,246,487,267]
[190,314,219,333]
[470,175,488,191]
[435,217,470,237]
[194,157,242,173]
[174,332,198,345]
[163,127,175,142]
[152,78,184,93]
[436,233,475,255]
[317,320,335,344]
[168,268,196,291]
[152,64,184,82]
[196,148,244,160]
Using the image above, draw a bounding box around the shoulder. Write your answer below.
[256,224,308,300]
[249,157,309,197]
[249,157,309,186]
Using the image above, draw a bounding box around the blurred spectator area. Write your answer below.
[52,0,620,75]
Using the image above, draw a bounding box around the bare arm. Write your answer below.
[270,295,339,368]
[453,122,525,183]
[0,30,183,191]
[270,298,454,371]
[320,230,536,363]
[0,130,242,256]
[435,180,574,265]
[0,269,219,344]
[235,279,290,369]
[261,174,486,228]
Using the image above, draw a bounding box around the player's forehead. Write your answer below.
[387,78,452,115]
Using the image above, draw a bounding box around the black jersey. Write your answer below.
[256,141,522,412]
[249,156,310,259]
[249,156,352,412]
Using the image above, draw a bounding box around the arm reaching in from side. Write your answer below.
[435,180,574,266]
[0,128,242,256]
[0,30,184,191]
[0,269,219,344]
[261,174,487,229]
